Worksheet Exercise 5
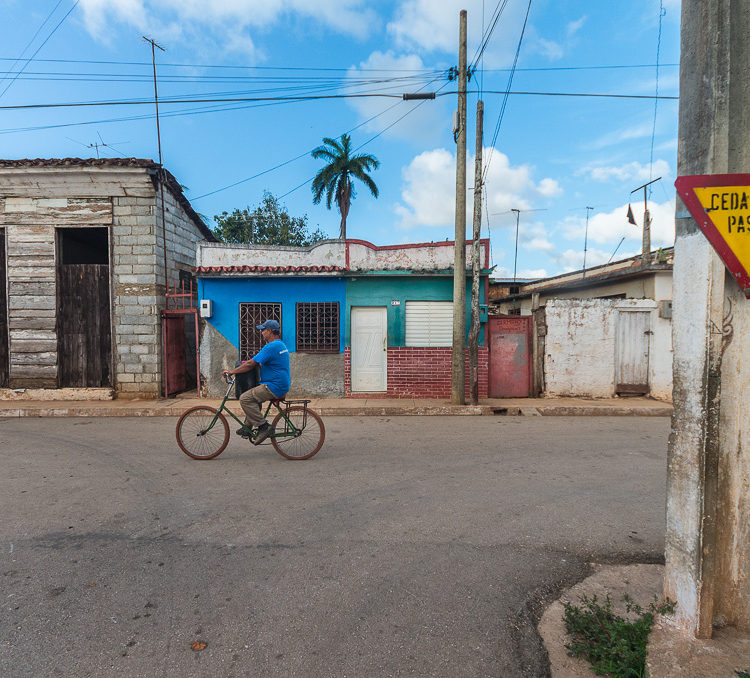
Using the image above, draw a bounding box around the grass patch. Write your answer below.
[563,594,675,678]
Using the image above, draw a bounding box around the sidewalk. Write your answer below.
[0,393,672,418]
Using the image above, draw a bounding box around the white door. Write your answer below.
[615,310,651,395]
[351,306,387,392]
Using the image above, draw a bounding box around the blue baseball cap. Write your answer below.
[256,319,280,332]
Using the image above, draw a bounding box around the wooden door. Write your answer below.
[163,314,187,396]
[57,264,112,387]
[488,315,532,397]
[0,230,7,387]
[351,306,387,392]
[615,310,650,395]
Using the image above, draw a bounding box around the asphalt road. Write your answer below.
[0,415,669,677]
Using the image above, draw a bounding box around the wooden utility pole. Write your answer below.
[451,9,468,405]
[469,100,483,405]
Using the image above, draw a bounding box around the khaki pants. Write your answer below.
[239,384,276,428]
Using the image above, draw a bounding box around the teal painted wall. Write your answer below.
[345,276,486,346]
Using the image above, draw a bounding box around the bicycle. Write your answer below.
[176,375,325,461]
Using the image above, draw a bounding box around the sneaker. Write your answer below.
[236,427,251,439]
[251,422,274,445]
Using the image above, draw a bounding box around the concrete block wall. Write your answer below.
[111,195,161,397]
[157,188,208,286]
[344,347,489,399]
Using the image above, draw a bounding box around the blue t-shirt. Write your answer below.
[252,339,290,397]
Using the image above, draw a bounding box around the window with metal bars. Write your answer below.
[296,302,339,353]
[239,302,282,360]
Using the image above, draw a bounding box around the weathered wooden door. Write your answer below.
[615,310,650,395]
[351,306,387,392]
[488,315,532,397]
[163,314,187,396]
[0,230,8,387]
[57,264,112,387]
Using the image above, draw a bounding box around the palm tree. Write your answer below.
[311,134,379,239]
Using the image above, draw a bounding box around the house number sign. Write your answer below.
[391,300,400,306]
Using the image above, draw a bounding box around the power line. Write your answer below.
[649,0,667,198]
[0,0,65,92]
[0,88,678,112]
[0,55,441,73]
[483,0,533,183]
[275,79,449,204]
[0,1,79,100]
[470,0,512,70]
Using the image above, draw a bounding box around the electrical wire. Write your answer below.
[0,1,79,100]
[648,0,666,198]
[483,0,532,183]
[470,0,512,71]
[0,0,65,92]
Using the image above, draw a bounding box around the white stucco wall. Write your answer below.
[543,298,672,400]
[197,239,487,272]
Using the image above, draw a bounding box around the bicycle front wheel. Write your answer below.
[176,406,230,460]
[271,406,325,460]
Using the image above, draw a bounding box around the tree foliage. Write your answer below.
[212,192,327,246]
[311,133,379,239]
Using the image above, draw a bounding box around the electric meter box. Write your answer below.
[199,299,213,318]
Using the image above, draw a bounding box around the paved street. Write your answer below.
[0,415,669,678]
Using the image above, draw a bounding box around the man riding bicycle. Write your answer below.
[222,319,290,445]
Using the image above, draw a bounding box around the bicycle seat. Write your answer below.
[270,397,286,406]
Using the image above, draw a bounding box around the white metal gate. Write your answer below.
[351,306,387,392]
[615,310,651,395]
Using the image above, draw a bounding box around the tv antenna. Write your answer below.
[67,131,129,159]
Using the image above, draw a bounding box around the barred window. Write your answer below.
[239,302,282,360]
[296,302,339,353]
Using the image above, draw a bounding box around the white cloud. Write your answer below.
[589,121,654,149]
[395,147,561,230]
[77,0,377,51]
[561,200,675,247]
[345,51,447,144]
[566,16,587,37]
[579,159,671,183]
[387,0,528,64]
[537,38,563,60]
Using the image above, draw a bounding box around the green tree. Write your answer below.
[311,133,379,239]
[212,192,326,246]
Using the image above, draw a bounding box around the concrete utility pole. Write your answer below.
[665,0,750,638]
[469,100,483,406]
[451,9,468,405]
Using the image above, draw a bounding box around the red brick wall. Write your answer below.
[344,346,488,399]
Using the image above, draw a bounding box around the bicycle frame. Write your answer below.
[205,377,305,441]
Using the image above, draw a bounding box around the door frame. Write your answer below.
[487,314,533,398]
[350,305,388,393]
[614,308,651,395]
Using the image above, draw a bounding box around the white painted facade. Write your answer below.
[197,239,488,272]
[543,298,673,400]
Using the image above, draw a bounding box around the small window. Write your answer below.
[405,301,453,347]
[296,302,339,353]
[239,302,281,360]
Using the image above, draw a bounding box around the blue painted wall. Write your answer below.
[198,277,346,354]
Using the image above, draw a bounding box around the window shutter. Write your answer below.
[405,301,453,347]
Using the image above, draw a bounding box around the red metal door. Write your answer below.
[488,316,532,397]
[162,314,187,396]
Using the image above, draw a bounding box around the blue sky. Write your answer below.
[0,0,680,278]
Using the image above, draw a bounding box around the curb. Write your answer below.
[0,404,673,418]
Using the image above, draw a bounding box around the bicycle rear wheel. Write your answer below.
[176,406,230,460]
[270,406,325,460]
